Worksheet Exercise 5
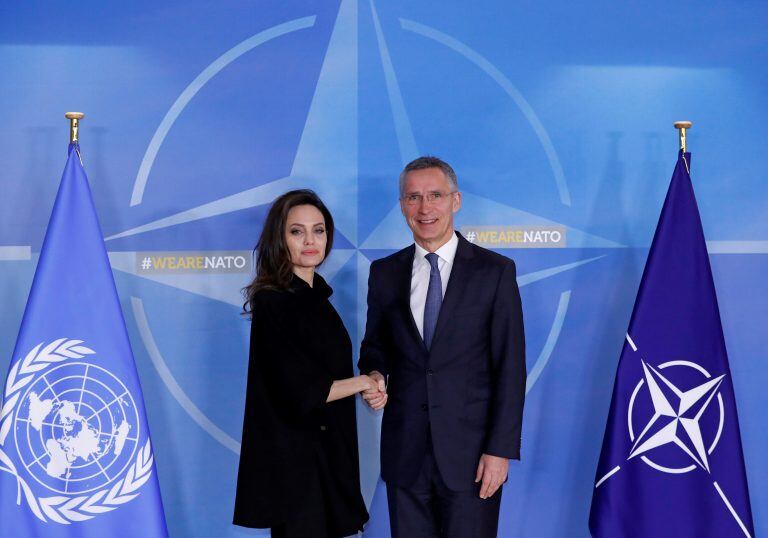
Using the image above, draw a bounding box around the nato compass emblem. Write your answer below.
[593,335,754,537]
[626,352,725,475]
[100,0,614,467]
[0,339,154,524]
[84,0,627,506]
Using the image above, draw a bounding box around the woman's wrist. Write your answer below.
[356,375,370,392]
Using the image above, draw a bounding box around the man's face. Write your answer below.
[400,167,461,250]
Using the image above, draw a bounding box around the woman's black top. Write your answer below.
[233,274,369,534]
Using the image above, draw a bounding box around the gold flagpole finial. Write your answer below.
[673,121,692,153]
[65,112,85,144]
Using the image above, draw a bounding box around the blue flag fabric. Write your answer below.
[0,144,168,537]
[589,152,754,537]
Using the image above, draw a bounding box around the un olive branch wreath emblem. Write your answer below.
[0,339,154,524]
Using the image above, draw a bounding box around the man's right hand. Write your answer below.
[362,371,387,410]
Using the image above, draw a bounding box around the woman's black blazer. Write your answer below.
[233,274,368,534]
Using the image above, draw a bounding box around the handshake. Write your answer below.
[359,371,387,410]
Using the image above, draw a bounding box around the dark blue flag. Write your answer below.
[589,151,754,537]
[0,144,168,536]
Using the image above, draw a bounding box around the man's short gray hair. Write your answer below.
[399,156,459,197]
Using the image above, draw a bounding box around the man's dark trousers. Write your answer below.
[386,436,502,538]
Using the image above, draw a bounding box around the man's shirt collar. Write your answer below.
[413,231,459,267]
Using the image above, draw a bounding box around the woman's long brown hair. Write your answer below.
[242,189,334,315]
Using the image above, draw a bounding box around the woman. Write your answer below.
[234,189,381,537]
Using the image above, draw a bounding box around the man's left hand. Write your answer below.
[474,453,508,499]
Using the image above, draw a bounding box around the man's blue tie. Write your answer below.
[423,252,443,350]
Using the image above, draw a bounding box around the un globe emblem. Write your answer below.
[13,361,140,495]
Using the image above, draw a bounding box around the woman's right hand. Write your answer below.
[359,374,387,410]
[359,374,379,393]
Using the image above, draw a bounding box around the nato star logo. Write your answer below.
[100,0,618,477]
[628,360,725,473]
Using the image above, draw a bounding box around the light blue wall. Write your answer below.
[1,1,766,535]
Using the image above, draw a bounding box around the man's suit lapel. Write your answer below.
[431,234,474,349]
[395,245,427,353]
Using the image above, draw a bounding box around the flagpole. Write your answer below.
[673,120,692,153]
[65,112,84,144]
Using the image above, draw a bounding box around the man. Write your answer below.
[359,156,526,537]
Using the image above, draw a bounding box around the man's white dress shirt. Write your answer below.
[410,232,459,339]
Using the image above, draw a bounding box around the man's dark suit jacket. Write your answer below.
[359,232,526,491]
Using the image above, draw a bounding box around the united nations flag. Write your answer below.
[0,143,168,536]
[589,151,754,537]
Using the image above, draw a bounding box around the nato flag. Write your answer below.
[589,152,754,537]
[0,144,168,536]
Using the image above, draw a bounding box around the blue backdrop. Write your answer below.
[1,1,765,536]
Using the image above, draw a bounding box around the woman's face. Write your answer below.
[285,204,327,270]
